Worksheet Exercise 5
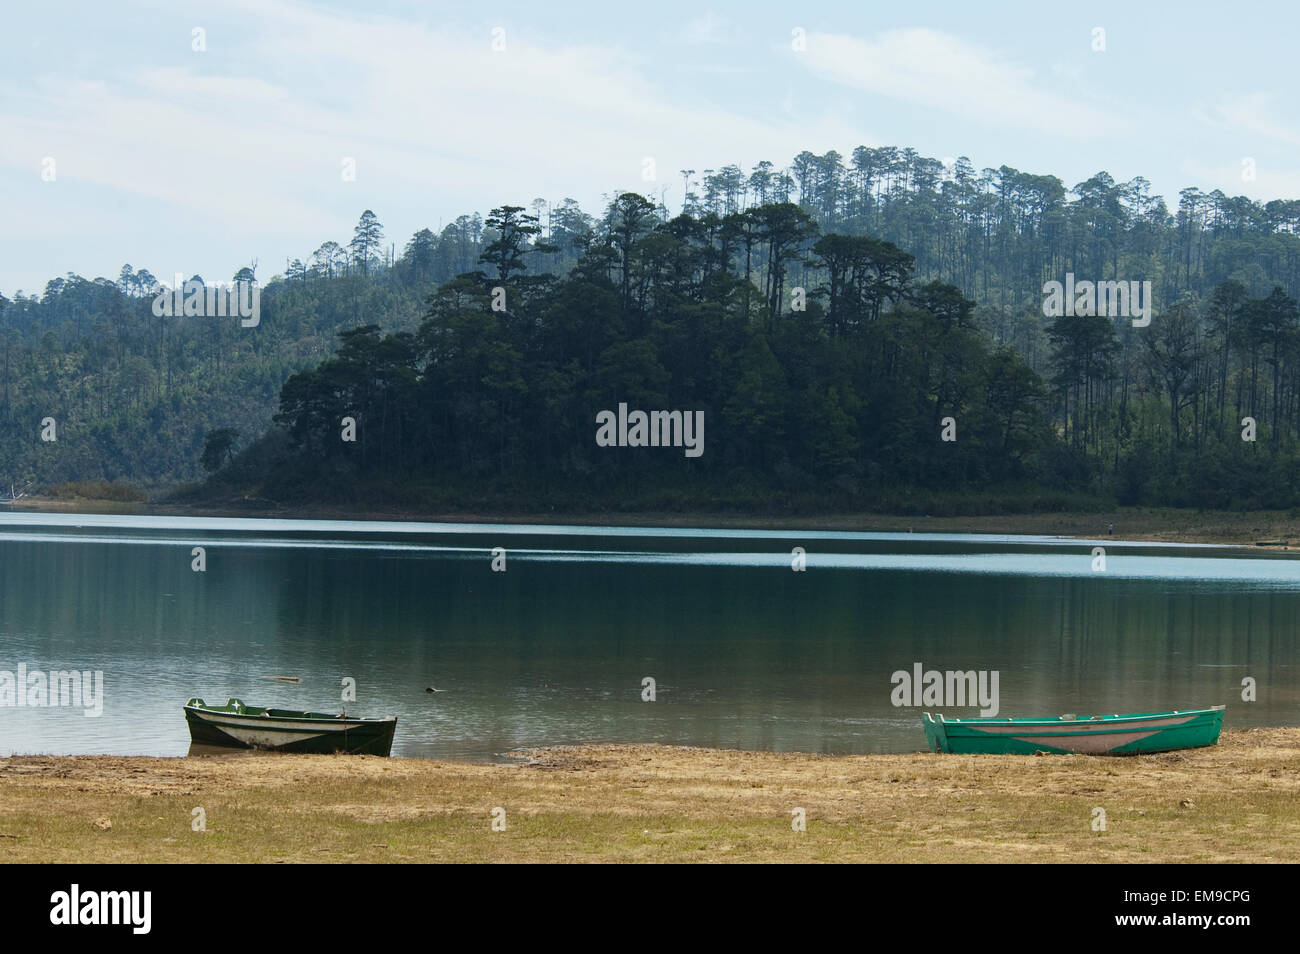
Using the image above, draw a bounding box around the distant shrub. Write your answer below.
[49,481,147,502]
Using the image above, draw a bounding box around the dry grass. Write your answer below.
[2,728,1298,863]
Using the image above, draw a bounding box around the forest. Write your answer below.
[4,145,1300,513]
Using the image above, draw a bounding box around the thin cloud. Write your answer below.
[2,0,863,244]
[679,13,736,46]
[797,28,1118,139]
[1201,92,1300,147]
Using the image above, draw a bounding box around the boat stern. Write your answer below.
[922,712,950,753]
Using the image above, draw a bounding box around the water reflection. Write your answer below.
[0,514,1296,761]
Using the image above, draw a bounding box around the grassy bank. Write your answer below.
[2,729,1298,863]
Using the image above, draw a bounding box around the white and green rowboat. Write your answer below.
[922,705,1225,755]
[184,698,397,755]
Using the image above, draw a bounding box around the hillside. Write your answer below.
[5,146,1300,512]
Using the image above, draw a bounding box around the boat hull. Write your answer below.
[184,698,397,756]
[922,706,1224,755]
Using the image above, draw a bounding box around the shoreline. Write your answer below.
[3,730,1298,862]
[5,498,1300,548]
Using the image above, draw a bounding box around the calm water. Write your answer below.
[0,512,1297,760]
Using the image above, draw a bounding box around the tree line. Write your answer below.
[5,143,1300,512]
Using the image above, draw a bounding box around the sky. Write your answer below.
[2,0,1299,296]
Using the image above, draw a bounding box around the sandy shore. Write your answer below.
[2,729,1297,863]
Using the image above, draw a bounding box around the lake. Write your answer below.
[0,512,1296,760]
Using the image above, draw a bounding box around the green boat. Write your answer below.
[922,705,1224,755]
[184,698,397,756]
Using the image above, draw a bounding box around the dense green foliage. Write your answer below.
[6,145,1300,512]
[246,205,1050,512]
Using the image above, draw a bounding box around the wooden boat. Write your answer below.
[922,705,1224,755]
[184,697,397,755]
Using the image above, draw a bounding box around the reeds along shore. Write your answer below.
[1,729,1298,863]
